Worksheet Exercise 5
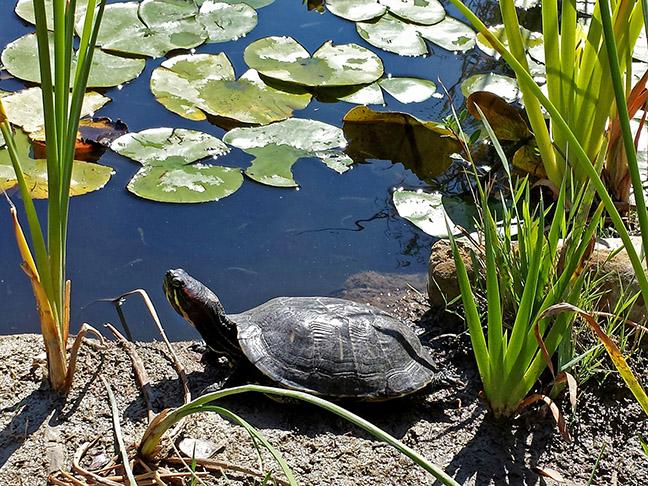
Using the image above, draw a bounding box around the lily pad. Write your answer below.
[111,127,243,203]
[111,127,229,166]
[197,1,258,43]
[223,119,352,187]
[357,13,475,56]
[151,53,311,125]
[477,24,544,63]
[244,36,384,87]
[196,0,275,8]
[325,0,387,22]
[1,32,145,88]
[461,73,520,103]
[318,76,437,105]
[1,87,110,134]
[14,0,89,27]
[342,106,462,182]
[466,91,531,142]
[379,77,437,103]
[0,128,112,198]
[393,189,477,238]
[380,0,445,25]
[91,2,206,58]
[326,0,444,24]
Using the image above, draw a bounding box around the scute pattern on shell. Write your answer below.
[233,297,438,399]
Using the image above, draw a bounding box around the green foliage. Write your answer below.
[448,106,603,417]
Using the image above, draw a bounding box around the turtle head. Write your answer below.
[163,269,218,327]
[164,269,241,358]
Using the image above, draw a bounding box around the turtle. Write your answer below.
[164,268,441,400]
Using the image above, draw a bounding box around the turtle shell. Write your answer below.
[232,297,438,399]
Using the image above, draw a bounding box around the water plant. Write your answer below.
[452,0,643,199]
[447,114,602,417]
[0,0,105,392]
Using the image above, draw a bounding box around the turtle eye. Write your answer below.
[171,277,183,289]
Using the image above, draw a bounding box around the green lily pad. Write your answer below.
[326,0,444,24]
[357,13,474,56]
[150,53,235,121]
[197,1,258,43]
[196,0,276,8]
[151,53,311,125]
[223,119,352,187]
[111,127,243,203]
[357,14,427,56]
[379,0,445,25]
[477,24,544,63]
[332,83,386,104]
[128,164,243,203]
[1,32,145,88]
[0,128,112,198]
[461,73,520,103]
[326,0,387,22]
[393,189,477,238]
[342,106,462,182]
[111,127,229,166]
[14,0,89,27]
[244,36,384,87]
[1,87,110,134]
[379,77,437,103]
[91,2,205,58]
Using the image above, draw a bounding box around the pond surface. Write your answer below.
[0,0,502,340]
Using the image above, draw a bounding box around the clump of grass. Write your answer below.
[447,104,604,418]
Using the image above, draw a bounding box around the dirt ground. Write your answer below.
[0,272,646,485]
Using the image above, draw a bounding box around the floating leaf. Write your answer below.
[1,32,145,88]
[197,1,258,43]
[197,0,275,8]
[379,77,437,103]
[1,87,110,135]
[317,76,437,105]
[111,127,229,166]
[244,36,384,87]
[14,0,88,27]
[128,164,243,203]
[0,129,112,198]
[476,24,544,63]
[379,0,445,25]
[111,128,242,203]
[466,91,531,141]
[223,119,352,187]
[323,83,386,105]
[342,106,462,182]
[357,13,474,56]
[325,0,387,21]
[91,2,206,58]
[461,73,520,103]
[326,0,443,24]
[393,190,477,237]
[151,53,311,125]
[357,14,428,56]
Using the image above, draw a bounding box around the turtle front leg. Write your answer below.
[200,360,258,395]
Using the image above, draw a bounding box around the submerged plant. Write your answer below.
[0,0,105,392]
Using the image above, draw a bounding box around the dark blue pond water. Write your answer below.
[0,0,503,340]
